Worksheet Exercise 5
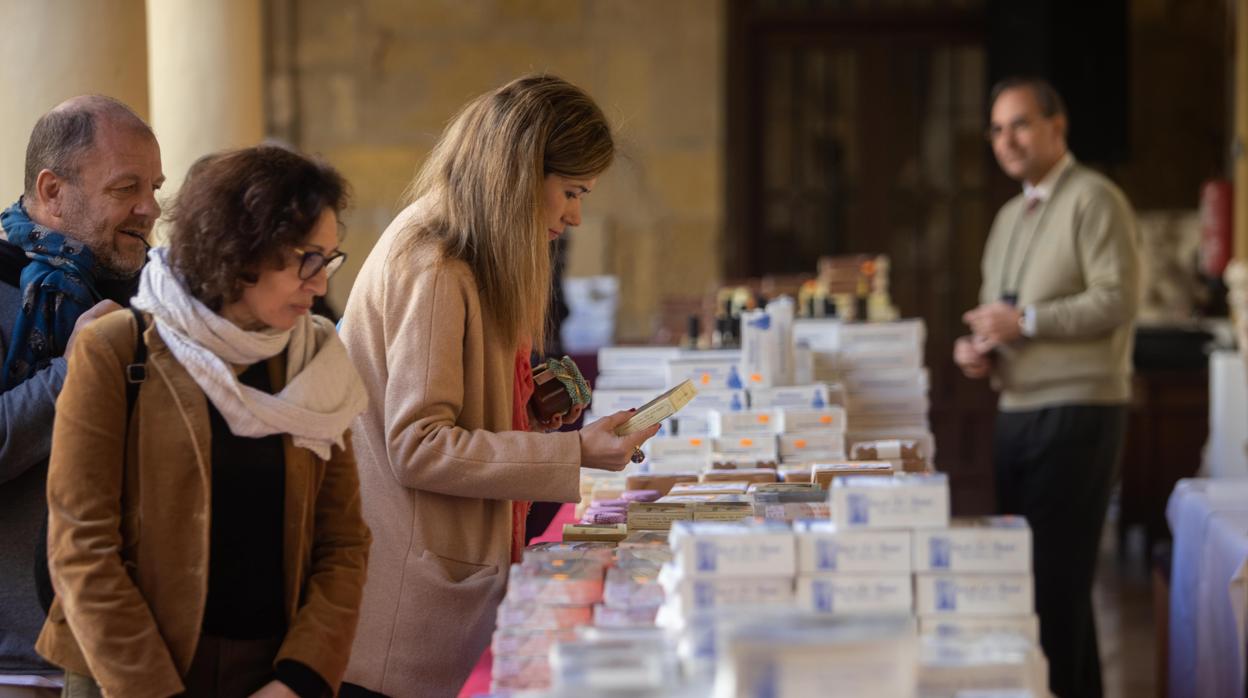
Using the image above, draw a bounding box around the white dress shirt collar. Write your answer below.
[1023,152,1074,203]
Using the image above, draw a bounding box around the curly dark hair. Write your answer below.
[167,144,349,311]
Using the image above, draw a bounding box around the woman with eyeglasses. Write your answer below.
[36,145,371,698]
[336,75,660,698]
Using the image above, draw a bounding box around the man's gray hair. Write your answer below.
[23,95,154,198]
[989,77,1068,119]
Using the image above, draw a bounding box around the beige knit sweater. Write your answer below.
[978,160,1140,411]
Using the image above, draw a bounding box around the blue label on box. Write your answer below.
[929,537,952,569]
[814,580,834,613]
[816,540,839,570]
[695,541,718,572]
[848,493,870,525]
[694,581,715,609]
[935,578,958,611]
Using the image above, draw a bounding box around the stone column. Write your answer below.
[0,0,150,201]
[145,0,264,216]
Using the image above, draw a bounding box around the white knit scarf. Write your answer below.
[131,247,368,460]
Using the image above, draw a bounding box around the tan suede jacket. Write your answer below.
[35,309,371,698]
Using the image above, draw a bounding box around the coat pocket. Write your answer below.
[383,550,503,693]
[417,549,498,584]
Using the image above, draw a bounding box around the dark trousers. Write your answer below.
[993,404,1125,698]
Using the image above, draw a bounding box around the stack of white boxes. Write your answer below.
[794,318,936,464]
[655,521,796,623]
[591,347,748,445]
[912,516,1038,642]
[788,473,949,617]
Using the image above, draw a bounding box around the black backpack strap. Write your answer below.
[125,308,148,413]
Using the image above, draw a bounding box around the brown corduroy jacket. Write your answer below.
[35,309,371,698]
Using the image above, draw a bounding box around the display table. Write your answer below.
[457,503,578,698]
[1167,478,1248,698]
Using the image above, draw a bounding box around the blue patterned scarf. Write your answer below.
[1,199,103,390]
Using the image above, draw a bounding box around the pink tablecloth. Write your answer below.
[457,502,578,697]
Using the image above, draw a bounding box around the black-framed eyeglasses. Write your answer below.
[292,247,347,280]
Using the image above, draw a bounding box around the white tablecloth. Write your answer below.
[1205,351,1248,478]
[1167,478,1248,698]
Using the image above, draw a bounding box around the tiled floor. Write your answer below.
[1094,520,1159,698]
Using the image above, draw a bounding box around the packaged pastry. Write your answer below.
[812,461,894,489]
[700,468,778,485]
[507,559,606,605]
[851,439,923,462]
[495,600,594,629]
[491,626,578,656]
[529,355,592,422]
[562,523,628,543]
[625,472,699,497]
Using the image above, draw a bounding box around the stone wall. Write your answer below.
[269,0,725,340]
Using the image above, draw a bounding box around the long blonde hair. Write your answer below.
[401,75,614,353]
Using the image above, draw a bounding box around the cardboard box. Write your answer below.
[912,517,1032,573]
[669,482,750,497]
[687,389,748,413]
[711,460,779,470]
[645,457,713,474]
[625,472,699,497]
[700,468,778,485]
[713,435,780,463]
[627,502,695,531]
[830,473,950,530]
[562,523,629,543]
[780,406,848,433]
[668,521,796,577]
[661,575,795,613]
[842,367,928,395]
[915,574,1035,616]
[667,356,746,391]
[795,574,914,615]
[778,464,815,483]
[673,412,712,436]
[795,524,912,574]
[747,384,834,410]
[813,461,894,489]
[647,436,714,462]
[851,439,923,461]
[597,346,683,373]
[918,614,1041,644]
[709,409,785,436]
[779,432,846,461]
[692,496,755,523]
[591,389,662,414]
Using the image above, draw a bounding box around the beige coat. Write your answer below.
[340,203,582,696]
[35,309,371,697]
[978,160,1139,410]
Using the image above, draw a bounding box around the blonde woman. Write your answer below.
[339,76,657,696]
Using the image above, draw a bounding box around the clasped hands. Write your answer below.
[954,301,1022,380]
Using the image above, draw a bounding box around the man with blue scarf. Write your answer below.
[0,95,162,697]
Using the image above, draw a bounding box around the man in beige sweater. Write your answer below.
[955,77,1139,698]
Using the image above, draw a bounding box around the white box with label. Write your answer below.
[912,517,1032,573]
[795,522,912,574]
[667,521,796,577]
[795,574,913,615]
[915,574,1034,616]
[831,473,950,530]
